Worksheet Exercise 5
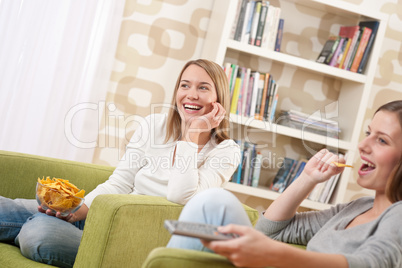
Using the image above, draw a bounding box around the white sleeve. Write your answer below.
[166,139,240,205]
[84,116,150,208]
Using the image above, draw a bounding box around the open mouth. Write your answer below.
[184,104,202,111]
[360,160,376,172]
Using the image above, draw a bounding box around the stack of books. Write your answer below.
[231,0,284,52]
[224,63,279,122]
[231,141,263,187]
[316,20,379,74]
[270,157,307,193]
[277,110,341,139]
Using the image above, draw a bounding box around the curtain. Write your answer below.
[0,0,124,163]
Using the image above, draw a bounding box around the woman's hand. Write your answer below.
[301,149,345,185]
[182,102,226,143]
[202,224,280,267]
[189,102,226,131]
[37,203,89,223]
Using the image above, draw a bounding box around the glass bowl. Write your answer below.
[36,182,84,217]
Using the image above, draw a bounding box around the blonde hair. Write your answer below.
[165,59,230,144]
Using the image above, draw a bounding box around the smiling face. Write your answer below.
[175,64,218,123]
[357,110,402,193]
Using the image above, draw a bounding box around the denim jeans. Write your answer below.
[166,188,252,252]
[0,196,85,268]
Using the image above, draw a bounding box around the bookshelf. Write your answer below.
[201,0,388,211]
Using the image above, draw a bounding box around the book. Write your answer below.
[269,83,278,122]
[248,1,262,45]
[329,37,346,67]
[257,73,270,120]
[241,0,256,43]
[230,0,246,40]
[230,71,243,114]
[357,20,380,74]
[236,67,247,115]
[249,71,260,118]
[254,1,268,47]
[338,25,360,69]
[267,6,281,50]
[350,27,372,72]
[274,18,284,52]
[261,3,274,48]
[233,0,249,42]
[263,76,274,121]
[316,36,339,64]
[251,153,263,187]
[270,157,295,192]
[254,73,266,118]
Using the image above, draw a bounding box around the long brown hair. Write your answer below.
[375,100,402,202]
[165,59,230,144]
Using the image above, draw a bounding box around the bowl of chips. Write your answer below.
[36,177,85,216]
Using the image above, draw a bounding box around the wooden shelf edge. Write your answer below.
[227,40,366,83]
[224,182,332,210]
[229,114,351,150]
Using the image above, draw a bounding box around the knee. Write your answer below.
[16,213,80,267]
[187,188,240,213]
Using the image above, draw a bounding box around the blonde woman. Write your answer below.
[0,59,240,267]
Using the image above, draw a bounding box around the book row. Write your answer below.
[224,63,279,122]
[231,145,342,204]
[231,142,263,187]
[316,20,379,74]
[230,0,284,52]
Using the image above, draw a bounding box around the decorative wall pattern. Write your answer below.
[92,0,402,208]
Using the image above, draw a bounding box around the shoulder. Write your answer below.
[213,139,240,152]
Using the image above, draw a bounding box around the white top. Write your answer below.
[85,113,241,206]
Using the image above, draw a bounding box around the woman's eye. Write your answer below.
[200,86,209,90]
[364,130,370,137]
[378,138,387,144]
[180,84,189,88]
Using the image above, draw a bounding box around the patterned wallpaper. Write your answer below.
[92,0,402,209]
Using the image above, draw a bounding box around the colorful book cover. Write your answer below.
[357,20,380,74]
[316,36,339,64]
[350,27,372,72]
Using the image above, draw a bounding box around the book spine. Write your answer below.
[357,21,379,74]
[350,27,372,72]
[230,72,242,114]
[233,0,249,41]
[274,18,284,52]
[248,1,261,45]
[251,153,263,187]
[254,1,268,47]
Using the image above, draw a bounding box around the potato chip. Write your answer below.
[36,176,85,213]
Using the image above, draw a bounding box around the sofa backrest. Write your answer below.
[0,150,114,199]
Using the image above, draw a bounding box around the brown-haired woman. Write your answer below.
[168,100,402,268]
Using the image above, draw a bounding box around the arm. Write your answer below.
[167,139,240,204]
[83,115,150,208]
[203,224,348,268]
[264,149,344,221]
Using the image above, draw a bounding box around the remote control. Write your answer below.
[164,220,239,241]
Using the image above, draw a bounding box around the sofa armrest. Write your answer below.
[142,244,307,268]
[142,247,235,268]
[74,194,183,268]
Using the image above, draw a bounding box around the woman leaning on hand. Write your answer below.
[0,59,240,267]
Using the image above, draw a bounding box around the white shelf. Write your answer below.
[227,40,367,83]
[202,0,387,211]
[230,114,351,150]
[224,182,331,211]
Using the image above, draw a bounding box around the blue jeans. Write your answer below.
[166,188,252,252]
[0,197,85,268]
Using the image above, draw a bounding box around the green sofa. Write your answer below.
[0,150,260,268]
